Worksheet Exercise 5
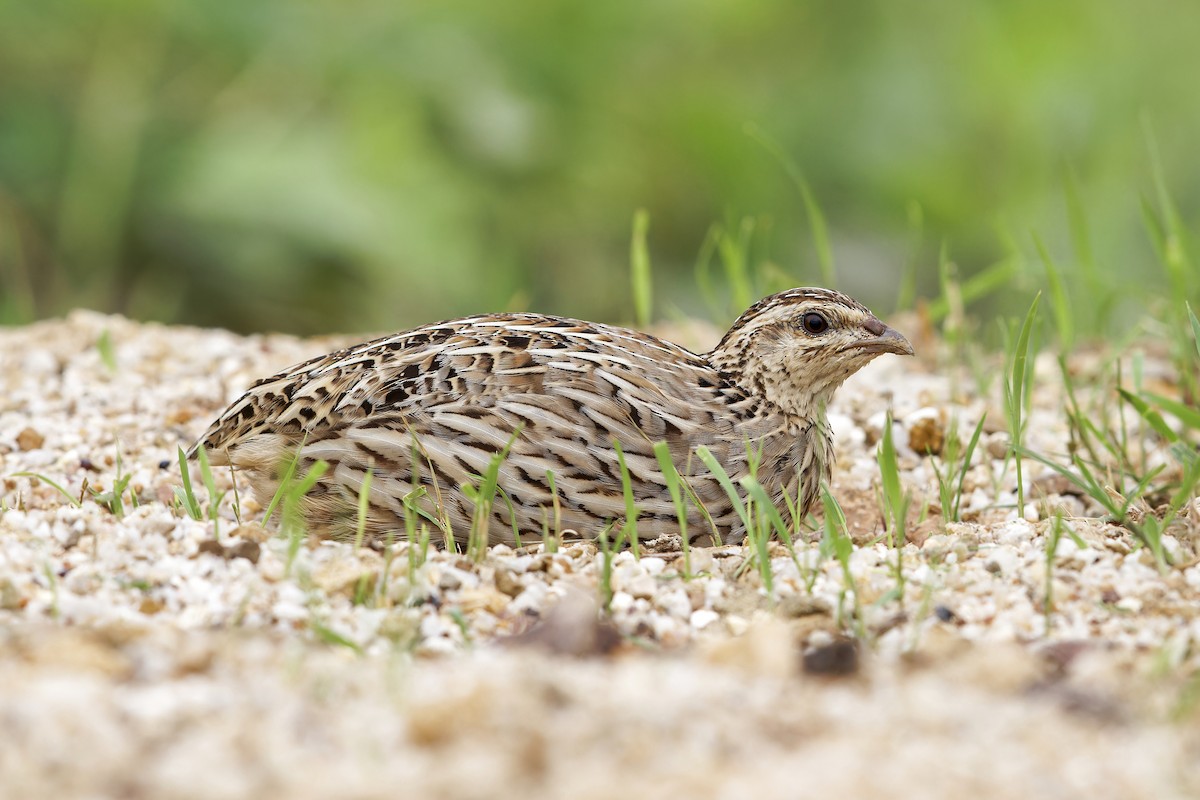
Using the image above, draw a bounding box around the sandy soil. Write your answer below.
[1,310,1198,800]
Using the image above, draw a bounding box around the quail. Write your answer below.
[189,288,912,545]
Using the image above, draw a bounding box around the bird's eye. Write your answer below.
[801,312,829,335]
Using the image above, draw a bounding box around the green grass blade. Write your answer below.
[693,225,722,318]
[953,414,987,521]
[820,484,864,639]
[15,471,82,508]
[653,441,690,575]
[1017,449,1111,516]
[195,444,226,537]
[612,440,640,558]
[353,467,374,551]
[497,487,522,549]
[1118,389,1179,442]
[738,477,779,595]
[925,256,1022,323]
[1188,302,1200,361]
[716,220,755,313]
[630,209,652,328]
[1033,232,1073,351]
[309,618,363,655]
[544,468,562,552]
[291,460,328,499]
[464,427,522,561]
[262,451,300,526]
[1169,441,1200,470]
[739,477,791,540]
[97,329,118,374]
[1008,292,1042,511]
[695,445,752,535]
[176,446,203,520]
[744,122,835,285]
[1143,392,1200,433]
[1143,116,1194,298]
[876,411,905,536]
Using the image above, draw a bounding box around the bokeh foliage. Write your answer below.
[1,0,1198,334]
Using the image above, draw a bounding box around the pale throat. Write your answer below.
[710,333,848,423]
[754,356,847,425]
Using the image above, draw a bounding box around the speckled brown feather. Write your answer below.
[189,288,912,545]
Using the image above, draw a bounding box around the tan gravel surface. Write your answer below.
[2,311,1198,799]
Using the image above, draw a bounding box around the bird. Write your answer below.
[188,288,912,547]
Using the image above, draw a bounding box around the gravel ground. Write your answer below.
[2,310,1199,799]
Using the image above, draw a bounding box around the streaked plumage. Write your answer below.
[189,288,912,545]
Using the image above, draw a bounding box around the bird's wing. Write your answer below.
[191,314,731,472]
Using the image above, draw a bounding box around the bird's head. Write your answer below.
[708,288,913,422]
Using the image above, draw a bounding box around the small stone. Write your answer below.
[196,539,225,558]
[703,617,796,679]
[166,407,197,425]
[314,558,379,596]
[138,596,165,615]
[494,567,525,598]
[776,594,831,618]
[227,540,261,564]
[457,587,511,616]
[802,637,859,677]
[624,574,657,600]
[983,544,1021,577]
[609,591,634,614]
[0,578,24,610]
[828,411,865,449]
[934,605,961,624]
[24,630,134,679]
[503,588,621,657]
[16,427,44,451]
[228,523,270,543]
[655,588,693,619]
[985,432,1010,460]
[864,411,908,449]
[1116,596,1143,614]
[613,561,656,599]
[906,407,946,455]
[684,548,714,574]
[640,557,666,576]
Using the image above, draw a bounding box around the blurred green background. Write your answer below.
[1,0,1197,335]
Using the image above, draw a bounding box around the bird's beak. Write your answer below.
[846,320,914,356]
